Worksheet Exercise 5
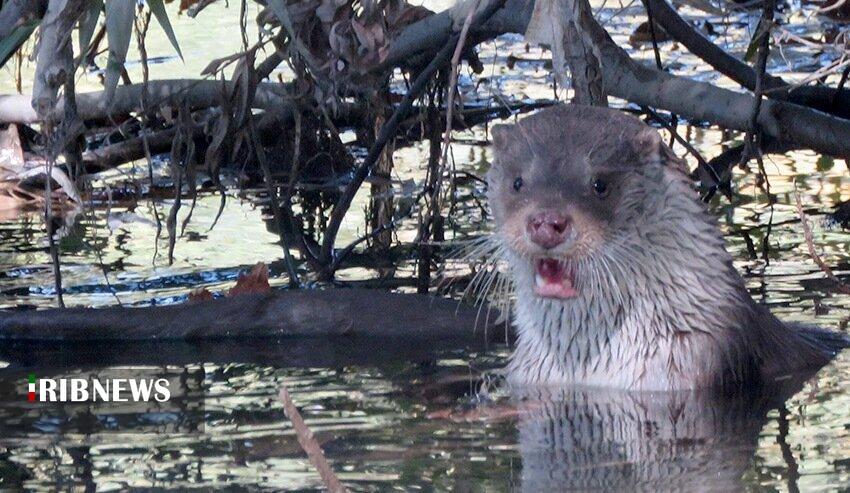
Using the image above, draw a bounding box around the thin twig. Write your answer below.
[793,188,850,295]
[249,118,302,287]
[320,0,507,275]
[643,0,663,70]
[745,0,776,258]
[437,1,478,201]
[640,106,724,199]
[417,0,480,291]
[331,187,429,271]
[135,10,163,265]
[87,190,122,306]
[320,44,456,270]
[278,386,347,493]
[44,126,64,307]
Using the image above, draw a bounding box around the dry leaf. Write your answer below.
[228,262,271,297]
[188,287,214,303]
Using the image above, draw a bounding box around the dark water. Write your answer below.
[1,0,849,491]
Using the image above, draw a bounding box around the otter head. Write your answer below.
[487,105,686,300]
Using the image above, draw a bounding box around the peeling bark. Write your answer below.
[31,0,85,118]
[526,0,607,105]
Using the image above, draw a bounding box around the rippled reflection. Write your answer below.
[0,0,848,490]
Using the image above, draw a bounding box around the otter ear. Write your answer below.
[631,127,688,173]
[631,127,663,164]
[491,124,513,152]
[659,142,689,174]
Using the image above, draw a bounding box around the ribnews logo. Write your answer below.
[0,367,207,437]
[26,373,171,403]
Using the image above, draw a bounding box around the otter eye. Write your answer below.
[513,177,524,192]
[592,178,609,197]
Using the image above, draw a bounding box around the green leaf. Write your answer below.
[744,19,771,63]
[147,0,183,60]
[78,0,104,58]
[104,0,136,105]
[816,155,834,172]
[744,37,759,63]
[0,20,39,68]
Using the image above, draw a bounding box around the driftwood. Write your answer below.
[0,289,502,342]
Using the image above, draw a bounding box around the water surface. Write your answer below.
[0,1,848,490]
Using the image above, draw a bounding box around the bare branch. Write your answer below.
[643,0,850,119]
[385,0,850,157]
[278,386,348,493]
[0,0,48,39]
[0,79,295,124]
[793,189,850,295]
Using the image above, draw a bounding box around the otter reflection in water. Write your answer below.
[510,378,806,492]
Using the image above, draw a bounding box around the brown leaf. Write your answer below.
[351,20,375,52]
[228,262,271,297]
[178,0,200,12]
[188,288,214,303]
[628,21,670,47]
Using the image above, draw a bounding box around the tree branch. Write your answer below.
[0,79,295,123]
[0,0,48,39]
[278,386,347,493]
[320,0,508,274]
[643,0,850,120]
[384,0,850,158]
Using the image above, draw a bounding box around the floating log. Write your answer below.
[0,289,505,342]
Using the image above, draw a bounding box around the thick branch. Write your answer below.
[588,19,850,158]
[386,0,850,157]
[0,79,294,124]
[644,0,850,119]
[32,0,86,118]
[381,0,534,71]
[0,0,48,39]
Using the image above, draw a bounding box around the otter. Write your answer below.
[487,104,848,391]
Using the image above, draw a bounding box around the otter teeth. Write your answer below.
[534,258,578,299]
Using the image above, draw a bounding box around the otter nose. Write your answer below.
[527,212,571,249]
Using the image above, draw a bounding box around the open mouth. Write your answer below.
[534,258,578,299]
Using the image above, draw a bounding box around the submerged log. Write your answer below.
[0,289,504,342]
